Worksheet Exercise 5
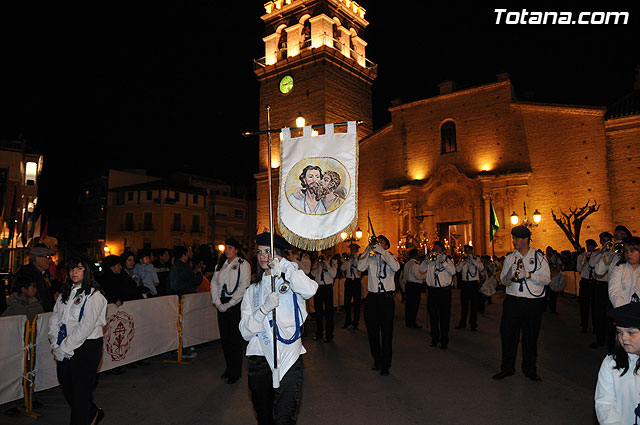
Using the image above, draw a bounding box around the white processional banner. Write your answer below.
[279,122,358,250]
[0,315,26,404]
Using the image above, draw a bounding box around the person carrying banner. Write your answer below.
[358,235,400,376]
[211,238,251,384]
[240,232,317,425]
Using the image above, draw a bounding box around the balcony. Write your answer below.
[190,226,203,234]
[120,224,135,232]
[138,224,156,231]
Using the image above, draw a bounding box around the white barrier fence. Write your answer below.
[0,293,219,406]
[0,315,26,406]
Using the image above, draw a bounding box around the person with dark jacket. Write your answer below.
[99,255,143,306]
[169,246,203,295]
[11,247,55,312]
[2,277,44,321]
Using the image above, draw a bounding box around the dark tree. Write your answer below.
[551,200,600,251]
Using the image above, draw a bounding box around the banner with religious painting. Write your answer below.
[278,122,358,250]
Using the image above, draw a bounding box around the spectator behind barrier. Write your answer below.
[1,276,44,321]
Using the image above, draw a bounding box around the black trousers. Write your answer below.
[458,280,480,328]
[57,338,103,425]
[314,285,334,339]
[218,298,243,380]
[593,280,615,348]
[579,278,595,330]
[543,289,558,313]
[343,278,361,326]
[427,286,452,345]
[364,292,395,370]
[499,295,543,375]
[247,355,303,425]
[404,282,422,326]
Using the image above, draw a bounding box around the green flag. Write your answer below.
[490,198,500,242]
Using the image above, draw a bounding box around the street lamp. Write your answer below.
[511,202,541,228]
[296,114,306,128]
[340,228,363,243]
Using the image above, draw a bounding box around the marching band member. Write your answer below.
[240,233,317,425]
[493,225,550,382]
[609,236,640,308]
[310,251,337,342]
[358,235,400,376]
[420,241,455,349]
[591,232,615,349]
[455,244,484,331]
[48,255,107,425]
[577,239,597,333]
[403,248,425,329]
[340,243,362,330]
[211,238,251,384]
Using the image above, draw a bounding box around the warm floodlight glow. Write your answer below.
[533,209,542,224]
[296,115,306,128]
[355,228,363,239]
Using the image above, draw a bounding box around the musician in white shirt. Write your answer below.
[358,235,400,376]
[492,226,550,382]
[340,243,362,329]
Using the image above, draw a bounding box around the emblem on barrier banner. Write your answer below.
[105,311,135,361]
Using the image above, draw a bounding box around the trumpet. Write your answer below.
[511,258,524,283]
[614,242,624,256]
[342,252,351,261]
[367,212,378,247]
[318,255,326,263]
[429,252,439,261]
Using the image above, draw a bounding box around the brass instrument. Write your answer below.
[367,212,378,247]
[318,255,325,263]
[510,258,524,283]
[460,254,469,262]
[604,240,614,251]
[342,252,351,261]
[429,251,439,261]
[614,242,624,256]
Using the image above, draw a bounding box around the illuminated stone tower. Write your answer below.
[254,0,377,234]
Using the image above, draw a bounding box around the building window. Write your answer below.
[441,121,457,154]
[147,191,152,200]
[234,209,245,218]
[128,191,134,201]
[116,192,124,205]
[193,194,198,204]
[175,192,180,201]
[143,212,152,231]
[215,206,227,217]
[192,215,200,233]
[124,213,134,231]
[173,213,182,232]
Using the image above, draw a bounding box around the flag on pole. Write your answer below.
[490,198,500,242]
[278,122,358,250]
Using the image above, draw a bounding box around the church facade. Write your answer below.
[254,0,640,256]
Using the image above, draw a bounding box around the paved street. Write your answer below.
[5,289,603,424]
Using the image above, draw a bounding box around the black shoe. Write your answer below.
[371,364,380,371]
[380,369,390,376]
[471,327,477,331]
[492,371,515,380]
[94,408,105,425]
[525,374,542,382]
[352,324,359,330]
[455,323,465,329]
[221,371,229,379]
[227,376,240,384]
[342,323,350,328]
[440,344,448,350]
[325,336,333,343]
[430,341,438,347]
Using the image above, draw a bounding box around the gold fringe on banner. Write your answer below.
[277,131,359,251]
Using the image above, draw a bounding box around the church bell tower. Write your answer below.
[254,0,377,233]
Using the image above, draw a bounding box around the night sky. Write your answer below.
[1,2,638,238]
